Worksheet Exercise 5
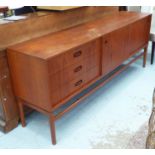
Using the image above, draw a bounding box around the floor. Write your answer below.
[0,44,154,149]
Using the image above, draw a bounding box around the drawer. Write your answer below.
[48,39,100,75]
[60,66,100,102]
[51,66,100,106]
[49,54,100,91]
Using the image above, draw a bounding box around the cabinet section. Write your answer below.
[49,50,100,92]
[52,66,100,106]
[50,60,88,90]
[102,27,128,76]
[60,67,100,99]
[49,40,101,106]
[126,17,151,57]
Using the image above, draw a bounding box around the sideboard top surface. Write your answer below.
[8,11,151,60]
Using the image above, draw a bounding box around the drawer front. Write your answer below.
[50,53,100,91]
[48,39,100,75]
[52,66,100,106]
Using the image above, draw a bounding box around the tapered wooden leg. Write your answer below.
[151,42,155,65]
[143,46,148,68]
[49,114,56,145]
[17,99,26,127]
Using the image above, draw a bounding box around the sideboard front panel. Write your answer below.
[102,27,128,76]
[49,39,101,107]
[48,40,100,75]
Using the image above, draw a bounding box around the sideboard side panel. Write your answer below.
[7,50,52,112]
[126,16,152,57]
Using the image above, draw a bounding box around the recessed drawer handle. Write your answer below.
[73,50,82,58]
[74,80,83,87]
[74,65,82,73]
[104,40,108,44]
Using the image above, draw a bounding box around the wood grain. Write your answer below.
[7,11,151,144]
[0,6,119,50]
[0,6,119,133]
[8,12,151,60]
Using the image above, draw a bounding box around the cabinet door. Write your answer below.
[102,27,128,76]
[126,17,151,57]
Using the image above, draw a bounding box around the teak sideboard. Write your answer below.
[0,6,119,133]
[7,11,151,144]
